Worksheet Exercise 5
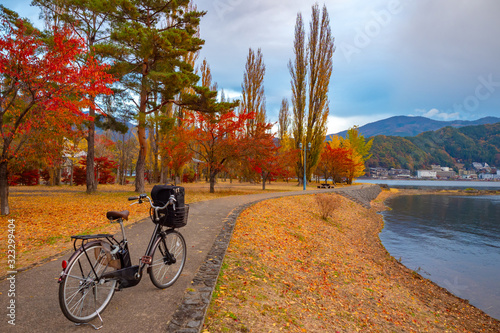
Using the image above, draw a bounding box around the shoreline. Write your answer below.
[372,188,500,328]
[204,188,500,332]
[378,189,500,320]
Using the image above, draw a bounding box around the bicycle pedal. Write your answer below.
[141,256,152,264]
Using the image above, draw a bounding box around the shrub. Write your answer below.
[8,169,40,185]
[183,169,196,183]
[74,156,118,185]
[315,193,341,221]
[72,166,86,186]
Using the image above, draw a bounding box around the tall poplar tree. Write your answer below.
[305,4,334,181]
[289,12,307,183]
[278,98,290,141]
[289,4,335,184]
[241,48,266,133]
[107,0,204,192]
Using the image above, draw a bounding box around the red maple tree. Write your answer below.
[184,110,254,193]
[0,19,115,214]
[243,123,297,189]
[77,156,118,185]
[161,125,193,184]
[317,144,361,184]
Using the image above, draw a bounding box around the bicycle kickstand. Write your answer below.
[75,310,104,330]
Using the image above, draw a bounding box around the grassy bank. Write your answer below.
[203,190,500,332]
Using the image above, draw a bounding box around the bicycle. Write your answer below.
[57,185,188,329]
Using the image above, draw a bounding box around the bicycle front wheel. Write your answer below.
[149,230,187,289]
[59,242,117,323]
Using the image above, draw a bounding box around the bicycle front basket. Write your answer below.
[151,205,189,228]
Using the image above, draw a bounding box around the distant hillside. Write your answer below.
[329,116,500,139]
[367,123,500,171]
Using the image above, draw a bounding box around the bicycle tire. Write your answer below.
[149,230,187,289]
[59,242,117,323]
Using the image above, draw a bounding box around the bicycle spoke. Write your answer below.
[59,243,117,323]
[149,231,186,289]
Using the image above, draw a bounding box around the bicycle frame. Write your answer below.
[58,216,172,289]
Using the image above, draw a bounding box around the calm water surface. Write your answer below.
[380,195,500,320]
[359,179,500,190]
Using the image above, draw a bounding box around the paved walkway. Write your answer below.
[0,185,380,333]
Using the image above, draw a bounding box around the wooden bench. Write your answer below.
[317,183,333,189]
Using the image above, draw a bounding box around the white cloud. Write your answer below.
[413,108,460,120]
[218,88,241,101]
[327,114,391,134]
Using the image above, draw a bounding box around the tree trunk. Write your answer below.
[0,161,10,215]
[119,133,126,185]
[69,161,74,186]
[135,63,149,193]
[261,171,267,190]
[86,110,97,194]
[152,123,160,183]
[135,124,147,193]
[54,168,61,186]
[209,170,217,193]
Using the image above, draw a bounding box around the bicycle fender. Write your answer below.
[57,240,107,283]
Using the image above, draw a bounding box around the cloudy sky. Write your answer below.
[4,0,500,134]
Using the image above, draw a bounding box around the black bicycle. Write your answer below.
[57,185,188,328]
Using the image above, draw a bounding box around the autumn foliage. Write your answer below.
[184,109,255,193]
[8,168,40,186]
[317,127,373,184]
[77,157,118,185]
[161,125,194,182]
[317,144,357,183]
[0,18,115,214]
[243,123,280,188]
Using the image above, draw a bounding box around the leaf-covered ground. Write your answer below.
[0,182,297,278]
[203,190,500,332]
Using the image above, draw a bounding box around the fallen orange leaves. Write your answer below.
[203,192,500,332]
[0,183,269,278]
[0,186,150,277]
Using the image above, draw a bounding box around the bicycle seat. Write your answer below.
[106,210,129,221]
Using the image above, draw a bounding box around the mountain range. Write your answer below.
[366,122,500,171]
[329,115,500,139]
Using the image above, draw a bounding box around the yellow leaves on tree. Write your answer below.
[324,126,373,184]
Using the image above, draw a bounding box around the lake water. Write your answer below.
[357,178,500,190]
[380,194,500,320]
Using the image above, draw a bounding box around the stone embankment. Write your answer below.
[335,184,382,209]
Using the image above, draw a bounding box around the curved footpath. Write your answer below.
[0,185,379,333]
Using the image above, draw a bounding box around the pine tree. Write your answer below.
[107,0,205,192]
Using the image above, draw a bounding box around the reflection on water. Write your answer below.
[380,195,500,320]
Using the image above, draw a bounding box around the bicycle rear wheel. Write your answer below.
[149,230,187,289]
[59,242,117,323]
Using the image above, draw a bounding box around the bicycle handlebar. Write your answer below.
[128,194,148,201]
[128,194,178,222]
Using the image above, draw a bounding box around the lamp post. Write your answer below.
[300,142,311,191]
